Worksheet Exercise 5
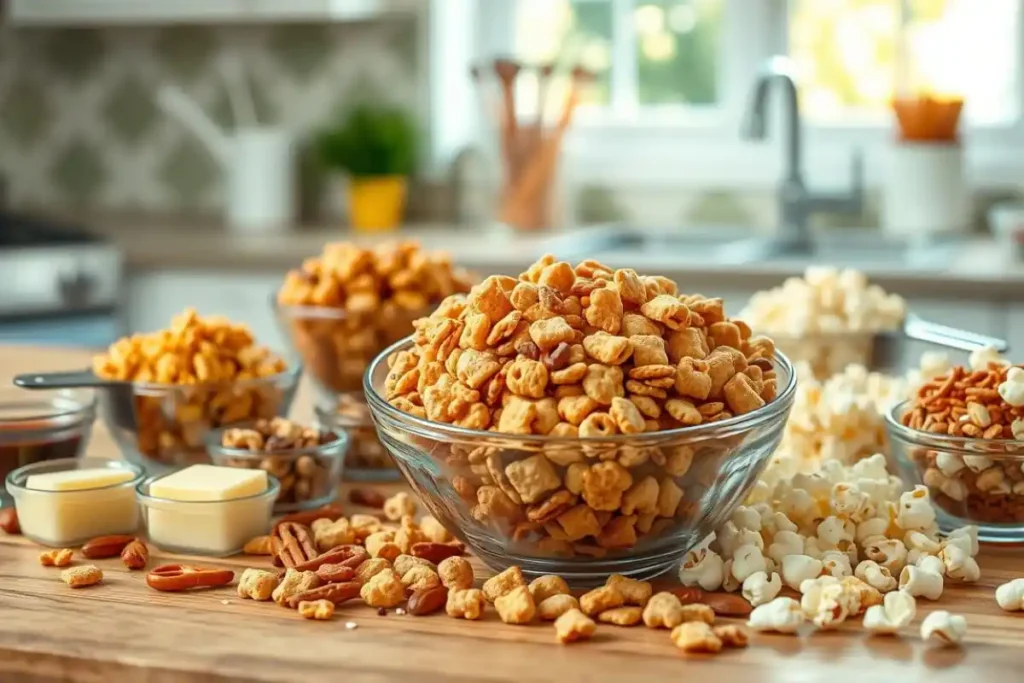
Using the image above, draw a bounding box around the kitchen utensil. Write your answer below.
[871,313,1009,369]
[156,85,295,234]
[14,370,137,434]
[493,59,522,180]
[363,337,798,583]
[219,54,258,128]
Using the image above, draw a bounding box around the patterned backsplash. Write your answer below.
[0,21,419,213]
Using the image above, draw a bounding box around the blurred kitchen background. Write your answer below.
[1,0,1023,356]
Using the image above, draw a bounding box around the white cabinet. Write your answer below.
[126,271,285,352]
[9,0,419,24]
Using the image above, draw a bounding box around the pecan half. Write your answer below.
[0,508,19,535]
[670,586,706,605]
[286,581,362,608]
[273,504,345,532]
[348,488,386,508]
[411,542,464,565]
[81,534,135,559]
[121,539,149,570]
[407,585,448,616]
[315,563,356,584]
[146,565,235,592]
[295,544,369,572]
[702,592,753,617]
[273,522,319,568]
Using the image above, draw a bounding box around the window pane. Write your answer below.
[514,0,613,108]
[789,0,1020,124]
[635,0,723,105]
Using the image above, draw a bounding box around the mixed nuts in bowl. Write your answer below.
[364,257,796,582]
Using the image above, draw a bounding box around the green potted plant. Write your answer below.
[316,104,418,232]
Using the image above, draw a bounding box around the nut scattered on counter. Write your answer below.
[740,267,906,379]
[81,534,136,559]
[385,256,778,557]
[39,548,73,567]
[0,507,20,534]
[61,565,102,588]
[120,539,149,570]
[220,418,339,508]
[92,309,290,464]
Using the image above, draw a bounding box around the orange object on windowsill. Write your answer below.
[891,94,963,143]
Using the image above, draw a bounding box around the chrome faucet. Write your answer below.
[742,56,865,252]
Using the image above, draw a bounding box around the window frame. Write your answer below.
[430,0,1024,190]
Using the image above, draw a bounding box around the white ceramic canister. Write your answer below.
[225,127,295,234]
[881,142,970,238]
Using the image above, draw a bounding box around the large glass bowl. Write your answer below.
[0,387,96,507]
[274,298,431,480]
[364,337,797,583]
[104,364,301,474]
[885,400,1024,543]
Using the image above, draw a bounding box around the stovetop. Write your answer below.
[0,213,100,248]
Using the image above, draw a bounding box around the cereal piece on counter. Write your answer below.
[360,569,406,608]
[354,558,393,584]
[528,574,570,603]
[537,594,580,621]
[273,569,320,607]
[482,566,526,602]
[350,514,383,541]
[678,603,715,625]
[605,574,652,606]
[446,588,487,620]
[596,606,643,627]
[365,530,401,563]
[312,517,356,552]
[554,608,596,644]
[642,592,684,629]
[393,554,434,577]
[39,549,73,567]
[419,516,451,544]
[494,586,536,625]
[237,568,280,601]
[383,492,416,522]
[438,556,474,590]
[671,622,722,654]
[61,565,102,588]
[580,585,625,616]
[401,565,442,594]
[712,624,749,648]
[298,599,335,621]
[242,535,274,555]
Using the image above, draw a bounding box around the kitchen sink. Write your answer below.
[541,224,962,272]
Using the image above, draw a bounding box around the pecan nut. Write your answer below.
[315,563,356,584]
[286,581,362,608]
[273,504,345,532]
[295,545,369,572]
[348,487,386,508]
[702,592,753,618]
[146,564,235,592]
[411,542,465,565]
[81,534,136,559]
[273,522,319,568]
[0,508,19,535]
[120,539,149,570]
[670,586,706,605]
[407,585,449,616]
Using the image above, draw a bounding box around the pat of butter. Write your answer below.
[150,465,267,501]
[145,465,272,556]
[26,467,135,492]
[15,467,139,546]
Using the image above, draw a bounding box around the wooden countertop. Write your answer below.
[2,346,1024,682]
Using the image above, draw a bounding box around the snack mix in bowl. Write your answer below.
[276,241,473,479]
[741,267,906,380]
[886,347,1024,542]
[365,256,796,581]
[93,309,299,470]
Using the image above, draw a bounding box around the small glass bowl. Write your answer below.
[6,457,144,547]
[364,337,798,584]
[205,424,348,513]
[0,387,96,506]
[315,395,400,482]
[103,361,301,474]
[885,400,1024,543]
[136,470,280,557]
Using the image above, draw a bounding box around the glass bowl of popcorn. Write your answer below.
[274,241,474,480]
[885,362,1024,543]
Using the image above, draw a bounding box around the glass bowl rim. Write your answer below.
[135,470,282,505]
[6,457,144,495]
[272,294,438,321]
[885,399,1024,450]
[760,328,899,341]
[106,356,301,393]
[204,423,350,459]
[364,335,798,445]
[0,387,97,426]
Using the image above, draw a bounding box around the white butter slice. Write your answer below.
[26,467,135,492]
[150,465,267,502]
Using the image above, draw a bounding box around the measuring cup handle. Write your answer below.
[13,370,105,389]
[905,314,1009,353]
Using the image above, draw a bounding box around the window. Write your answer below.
[458,0,1024,186]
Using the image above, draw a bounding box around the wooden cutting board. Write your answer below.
[2,346,1024,682]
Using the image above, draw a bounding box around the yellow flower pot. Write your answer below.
[347,175,408,232]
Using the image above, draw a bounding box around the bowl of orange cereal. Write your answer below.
[364,257,796,582]
[274,240,473,480]
[87,309,300,472]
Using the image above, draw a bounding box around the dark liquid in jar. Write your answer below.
[0,427,83,495]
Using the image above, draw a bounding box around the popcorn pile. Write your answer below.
[740,267,907,379]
